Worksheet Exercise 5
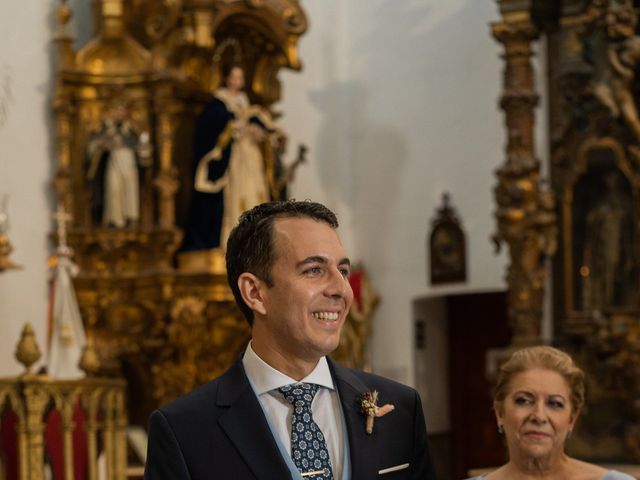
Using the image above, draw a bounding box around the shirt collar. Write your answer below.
[242,341,335,395]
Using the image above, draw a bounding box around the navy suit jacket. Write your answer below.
[144,358,436,479]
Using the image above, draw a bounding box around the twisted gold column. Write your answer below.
[491,6,557,347]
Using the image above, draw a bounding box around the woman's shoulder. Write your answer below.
[465,466,503,480]
[602,470,637,480]
[571,458,637,480]
[464,465,636,480]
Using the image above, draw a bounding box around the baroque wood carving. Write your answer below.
[50,0,311,427]
[492,0,640,463]
[547,0,640,463]
[51,0,374,430]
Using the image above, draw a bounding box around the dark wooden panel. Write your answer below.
[447,291,510,479]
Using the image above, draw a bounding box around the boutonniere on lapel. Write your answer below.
[356,390,394,434]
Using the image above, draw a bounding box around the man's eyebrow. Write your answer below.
[297,256,328,268]
[296,256,351,268]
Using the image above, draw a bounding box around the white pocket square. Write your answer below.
[378,463,410,475]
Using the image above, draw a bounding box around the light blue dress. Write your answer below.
[466,471,636,480]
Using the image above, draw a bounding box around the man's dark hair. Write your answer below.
[225,200,339,325]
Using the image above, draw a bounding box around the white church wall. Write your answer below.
[281,0,514,386]
[0,1,56,376]
[277,0,356,254]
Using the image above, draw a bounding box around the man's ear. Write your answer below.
[238,272,267,316]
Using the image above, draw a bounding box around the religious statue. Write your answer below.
[183,65,275,251]
[270,137,307,201]
[592,0,640,142]
[581,171,635,311]
[47,204,86,379]
[85,104,152,228]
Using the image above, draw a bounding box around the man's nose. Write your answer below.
[325,268,350,299]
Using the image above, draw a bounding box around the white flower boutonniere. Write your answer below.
[357,390,395,434]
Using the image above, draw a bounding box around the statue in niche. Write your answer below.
[592,0,640,142]
[580,171,635,311]
[183,65,276,251]
[85,103,152,228]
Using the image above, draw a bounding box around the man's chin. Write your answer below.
[305,336,341,359]
[321,338,343,357]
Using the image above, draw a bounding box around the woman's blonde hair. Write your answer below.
[493,346,585,418]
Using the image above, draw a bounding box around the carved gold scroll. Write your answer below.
[545,0,640,462]
[490,0,640,463]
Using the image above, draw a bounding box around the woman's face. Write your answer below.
[496,367,576,460]
[225,67,245,92]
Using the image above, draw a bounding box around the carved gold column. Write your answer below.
[154,83,180,228]
[52,0,76,213]
[86,390,100,480]
[52,95,73,210]
[61,397,76,480]
[103,390,115,480]
[491,4,557,347]
[114,391,127,480]
[21,386,48,480]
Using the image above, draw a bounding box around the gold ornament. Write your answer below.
[15,323,42,374]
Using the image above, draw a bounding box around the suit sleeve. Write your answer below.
[411,391,437,480]
[144,409,192,480]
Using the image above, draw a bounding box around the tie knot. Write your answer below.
[278,383,319,408]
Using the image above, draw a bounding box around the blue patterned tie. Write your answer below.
[278,383,334,479]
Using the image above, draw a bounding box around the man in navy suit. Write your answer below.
[145,200,437,479]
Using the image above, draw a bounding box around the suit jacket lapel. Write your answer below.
[216,360,292,480]
[329,359,380,479]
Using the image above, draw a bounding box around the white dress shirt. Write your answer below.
[242,342,345,479]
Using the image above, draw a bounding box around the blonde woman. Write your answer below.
[467,346,634,480]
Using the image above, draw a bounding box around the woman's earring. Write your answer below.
[498,425,504,434]
[566,429,572,439]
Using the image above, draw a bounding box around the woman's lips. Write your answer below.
[523,431,550,440]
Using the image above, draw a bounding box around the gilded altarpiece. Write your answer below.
[492,0,640,464]
[49,0,374,429]
[546,0,640,463]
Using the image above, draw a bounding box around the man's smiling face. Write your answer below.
[253,216,353,368]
